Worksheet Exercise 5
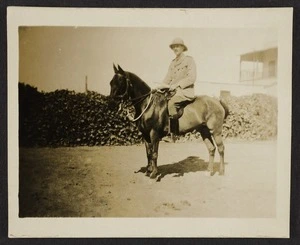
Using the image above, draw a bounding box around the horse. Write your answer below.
[109,64,229,179]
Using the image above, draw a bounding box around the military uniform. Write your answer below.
[162,53,197,116]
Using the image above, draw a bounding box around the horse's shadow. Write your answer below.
[135,156,225,182]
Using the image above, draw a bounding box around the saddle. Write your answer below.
[161,89,196,119]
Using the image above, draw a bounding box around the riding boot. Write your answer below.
[170,117,179,135]
[163,117,179,143]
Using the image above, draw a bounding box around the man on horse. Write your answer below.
[157,38,197,142]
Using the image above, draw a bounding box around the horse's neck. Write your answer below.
[128,73,151,113]
[128,73,151,98]
[132,86,150,99]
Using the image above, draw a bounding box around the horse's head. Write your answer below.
[109,64,131,101]
[109,64,152,115]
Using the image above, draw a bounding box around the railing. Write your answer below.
[240,70,264,81]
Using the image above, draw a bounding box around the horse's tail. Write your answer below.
[219,99,229,120]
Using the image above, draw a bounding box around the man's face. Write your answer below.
[172,44,184,57]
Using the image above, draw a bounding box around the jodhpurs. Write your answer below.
[168,94,187,117]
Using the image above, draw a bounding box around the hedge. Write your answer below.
[19,83,277,147]
[19,83,142,147]
[222,94,277,140]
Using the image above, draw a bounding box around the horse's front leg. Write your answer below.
[149,131,160,179]
[144,141,153,176]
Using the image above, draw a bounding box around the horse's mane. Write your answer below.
[127,71,167,108]
[127,72,151,92]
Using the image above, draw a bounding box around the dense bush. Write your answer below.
[222,94,277,140]
[19,83,143,147]
[19,83,277,147]
[19,83,45,146]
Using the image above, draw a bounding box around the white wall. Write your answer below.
[195,81,277,97]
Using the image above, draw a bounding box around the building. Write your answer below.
[196,46,278,98]
[239,47,277,95]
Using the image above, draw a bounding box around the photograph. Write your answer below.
[7,7,292,237]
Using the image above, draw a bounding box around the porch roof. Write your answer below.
[240,47,277,62]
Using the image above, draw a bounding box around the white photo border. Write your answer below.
[7,7,292,238]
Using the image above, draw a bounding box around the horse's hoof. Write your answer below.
[150,171,158,179]
[219,170,225,176]
[145,171,150,177]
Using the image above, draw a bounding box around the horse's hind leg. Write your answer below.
[213,132,225,175]
[199,126,216,175]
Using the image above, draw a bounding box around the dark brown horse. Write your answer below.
[109,64,229,178]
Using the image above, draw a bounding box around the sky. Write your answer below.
[19,26,277,95]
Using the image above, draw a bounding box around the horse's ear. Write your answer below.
[113,63,118,74]
[118,65,125,75]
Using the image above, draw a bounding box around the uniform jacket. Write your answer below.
[163,53,197,99]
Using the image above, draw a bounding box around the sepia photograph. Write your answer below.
[7,7,292,237]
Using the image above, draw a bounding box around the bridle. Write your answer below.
[114,73,154,122]
[113,74,131,100]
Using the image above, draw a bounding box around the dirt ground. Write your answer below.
[19,139,276,218]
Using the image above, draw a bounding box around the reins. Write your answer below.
[128,88,169,121]
[129,92,154,122]
[129,90,152,104]
[115,72,155,122]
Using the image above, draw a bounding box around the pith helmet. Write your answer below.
[169,38,188,51]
